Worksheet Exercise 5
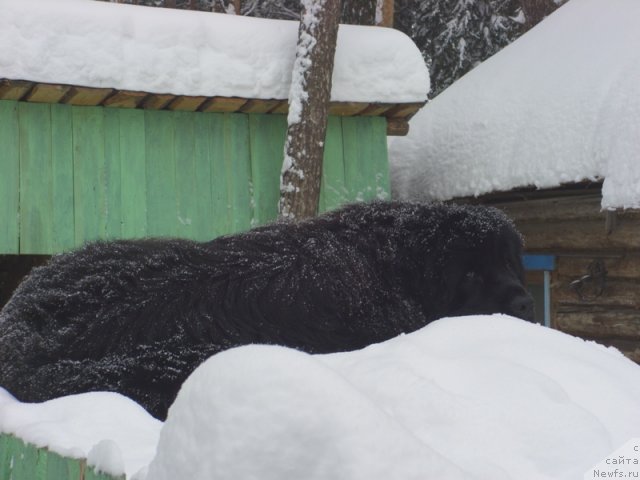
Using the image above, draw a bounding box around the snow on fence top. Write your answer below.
[0,0,429,106]
[389,0,640,209]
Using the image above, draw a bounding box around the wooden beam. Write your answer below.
[199,96,248,113]
[166,95,207,111]
[385,102,425,119]
[103,90,149,108]
[0,79,426,126]
[268,101,289,115]
[239,99,281,114]
[141,93,175,110]
[328,102,367,116]
[63,86,114,106]
[359,103,394,116]
[0,79,33,100]
[24,83,70,103]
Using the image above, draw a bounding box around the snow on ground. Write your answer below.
[389,0,640,210]
[2,315,640,479]
[0,390,162,478]
[0,0,428,103]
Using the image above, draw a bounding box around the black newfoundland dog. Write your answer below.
[0,202,533,419]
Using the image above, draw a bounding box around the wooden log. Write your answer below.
[140,93,175,110]
[0,79,33,100]
[63,86,114,106]
[517,218,640,252]
[166,95,207,111]
[24,83,70,103]
[557,254,640,279]
[555,309,640,340]
[553,277,640,308]
[495,194,607,222]
[386,118,409,136]
[199,96,248,113]
[103,90,149,108]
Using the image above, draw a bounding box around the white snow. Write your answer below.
[0,0,428,104]
[0,390,162,478]
[389,0,640,210]
[3,315,640,479]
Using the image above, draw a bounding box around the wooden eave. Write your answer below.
[0,79,424,136]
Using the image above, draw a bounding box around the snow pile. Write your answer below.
[389,0,640,209]
[0,0,428,103]
[147,315,640,480]
[0,390,161,478]
[2,315,640,479]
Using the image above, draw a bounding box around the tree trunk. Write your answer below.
[377,0,394,27]
[279,0,341,220]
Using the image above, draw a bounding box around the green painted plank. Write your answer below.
[342,116,377,203]
[208,113,231,238]
[145,110,177,237]
[0,100,20,253]
[368,116,391,201]
[193,113,215,241]
[73,106,106,246]
[174,111,197,239]
[341,116,390,203]
[46,450,83,480]
[50,104,76,253]
[319,116,347,212]
[119,109,147,239]
[103,109,123,240]
[0,433,15,479]
[10,437,46,480]
[19,102,53,254]
[102,108,122,239]
[223,113,252,234]
[248,114,287,227]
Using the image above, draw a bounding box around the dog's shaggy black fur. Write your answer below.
[0,202,533,419]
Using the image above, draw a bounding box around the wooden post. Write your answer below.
[377,0,394,27]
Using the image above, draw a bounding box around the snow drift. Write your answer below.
[0,0,429,103]
[389,0,640,210]
[2,315,640,479]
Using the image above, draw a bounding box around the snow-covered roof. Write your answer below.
[389,0,640,209]
[3,315,640,479]
[0,0,428,108]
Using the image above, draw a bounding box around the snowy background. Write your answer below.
[389,0,640,210]
[0,0,428,103]
[2,315,640,479]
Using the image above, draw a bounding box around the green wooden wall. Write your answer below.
[0,100,390,255]
[0,433,123,480]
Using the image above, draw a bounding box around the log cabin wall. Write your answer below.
[467,186,640,363]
